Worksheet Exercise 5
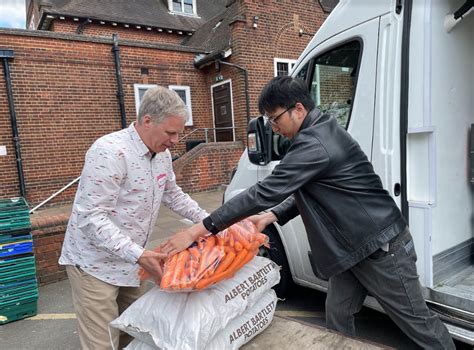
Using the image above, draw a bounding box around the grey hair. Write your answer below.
[138,86,188,124]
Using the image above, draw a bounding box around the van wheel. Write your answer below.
[258,226,293,298]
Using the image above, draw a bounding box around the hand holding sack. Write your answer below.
[139,219,269,291]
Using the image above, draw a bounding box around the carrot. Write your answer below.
[224,249,249,274]
[204,235,216,249]
[235,250,255,271]
[230,227,251,250]
[170,250,189,289]
[188,246,200,261]
[160,253,178,288]
[214,251,236,274]
[195,268,235,289]
[234,242,243,251]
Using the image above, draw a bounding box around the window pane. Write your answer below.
[276,62,289,76]
[138,88,148,102]
[310,41,360,128]
[184,0,193,13]
[174,89,187,104]
[172,0,182,12]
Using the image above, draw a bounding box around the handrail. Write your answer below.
[179,126,236,143]
[29,176,81,214]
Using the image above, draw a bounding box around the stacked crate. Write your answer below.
[0,197,38,324]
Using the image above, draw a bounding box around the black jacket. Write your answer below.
[210,108,406,279]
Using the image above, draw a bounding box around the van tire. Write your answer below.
[259,225,293,298]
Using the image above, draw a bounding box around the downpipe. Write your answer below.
[1,49,26,198]
[112,34,127,129]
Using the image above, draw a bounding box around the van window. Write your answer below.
[309,41,361,128]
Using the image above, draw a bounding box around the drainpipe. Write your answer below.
[1,49,26,198]
[111,34,127,129]
[217,60,250,124]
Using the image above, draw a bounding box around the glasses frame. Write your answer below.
[264,104,296,126]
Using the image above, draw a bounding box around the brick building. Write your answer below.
[0,0,335,284]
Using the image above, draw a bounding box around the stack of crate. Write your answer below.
[0,197,38,324]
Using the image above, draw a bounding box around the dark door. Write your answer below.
[212,82,234,141]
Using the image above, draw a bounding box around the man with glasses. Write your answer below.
[161,76,454,349]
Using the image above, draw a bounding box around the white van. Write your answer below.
[224,0,473,344]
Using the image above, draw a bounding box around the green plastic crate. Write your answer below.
[0,255,36,273]
[0,266,37,286]
[0,216,31,234]
[0,198,29,212]
[0,296,37,324]
[0,283,38,303]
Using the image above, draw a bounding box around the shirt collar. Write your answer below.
[128,122,153,158]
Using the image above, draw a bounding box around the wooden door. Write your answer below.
[212,81,234,141]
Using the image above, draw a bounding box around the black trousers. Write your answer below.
[325,228,455,349]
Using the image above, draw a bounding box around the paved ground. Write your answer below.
[0,189,390,349]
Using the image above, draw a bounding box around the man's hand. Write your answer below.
[160,222,208,256]
[137,250,167,284]
[247,211,277,232]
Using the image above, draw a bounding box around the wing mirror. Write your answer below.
[247,116,272,165]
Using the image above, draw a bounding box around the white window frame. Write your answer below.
[134,84,158,116]
[169,85,193,126]
[168,0,197,16]
[134,84,193,126]
[273,58,297,77]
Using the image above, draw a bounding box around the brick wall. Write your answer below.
[0,29,212,207]
[30,141,244,285]
[173,141,244,192]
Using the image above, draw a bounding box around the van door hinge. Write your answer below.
[396,0,403,14]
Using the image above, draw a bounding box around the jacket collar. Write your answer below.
[299,108,323,132]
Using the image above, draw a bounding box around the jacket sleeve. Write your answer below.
[271,195,299,225]
[210,131,330,230]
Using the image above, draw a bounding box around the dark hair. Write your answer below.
[258,76,315,115]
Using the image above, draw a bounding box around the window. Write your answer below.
[274,58,297,77]
[169,85,193,126]
[134,84,157,116]
[170,0,195,15]
[133,84,193,126]
[309,41,361,128]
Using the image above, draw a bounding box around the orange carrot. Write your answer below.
[160,253,178,288]
[214,251,236,274]
[230,227,251,250]
[224,249,249,274]
[170,250,189,289]
[195,268,235,289]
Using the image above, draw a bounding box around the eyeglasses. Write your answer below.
[264,104,295,126]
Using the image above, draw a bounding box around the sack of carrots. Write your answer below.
[140,219,269,291]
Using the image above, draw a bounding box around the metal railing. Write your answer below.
[178,126,237,143]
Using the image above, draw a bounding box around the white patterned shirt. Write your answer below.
[59,123,208,286]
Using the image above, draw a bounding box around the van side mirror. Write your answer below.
[247,116,272,165]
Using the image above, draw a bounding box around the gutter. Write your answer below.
[0,49,27,198]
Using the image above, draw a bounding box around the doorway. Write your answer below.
[211,80,235,142]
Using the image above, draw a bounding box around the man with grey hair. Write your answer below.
[59,86,208,349]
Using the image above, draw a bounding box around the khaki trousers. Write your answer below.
[66,265,150,350]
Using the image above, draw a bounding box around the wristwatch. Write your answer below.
[202,216,220,235]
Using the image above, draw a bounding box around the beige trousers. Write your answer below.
[66,265,149,350]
